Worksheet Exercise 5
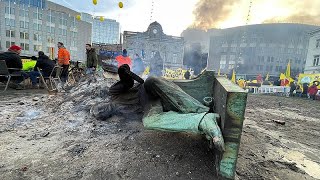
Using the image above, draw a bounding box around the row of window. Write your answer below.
[4,27,76,38]
[4,30,78,48]
[5,8,77,26]
[221,47,305,55]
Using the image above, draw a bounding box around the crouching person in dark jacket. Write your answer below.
[28,51,55,88]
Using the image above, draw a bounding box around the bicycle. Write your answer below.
[68,61,85,85]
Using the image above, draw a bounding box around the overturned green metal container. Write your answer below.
[143,70,248,179]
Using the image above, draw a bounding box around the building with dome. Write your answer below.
[123,21,184,70]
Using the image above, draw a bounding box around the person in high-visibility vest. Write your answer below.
[115,49,132,68]
[57,42,70,82]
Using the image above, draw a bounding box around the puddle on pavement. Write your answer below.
[277,149,320,179]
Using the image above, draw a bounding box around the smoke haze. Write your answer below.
[192,0,320,30]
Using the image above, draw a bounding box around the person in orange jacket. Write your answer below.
[115,49,132,68]
[57,42,70,82]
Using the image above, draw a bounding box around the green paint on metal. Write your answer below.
[216,77,246,93]
[227,93,247,126]
[174,71,215,103]
[213,76,248,180]
[219,142,239,179]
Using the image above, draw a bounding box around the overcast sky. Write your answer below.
[50,0,198,36]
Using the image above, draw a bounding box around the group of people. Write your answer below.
[0,42,70,89]
[289,81,319,100]
[0,41,148,90]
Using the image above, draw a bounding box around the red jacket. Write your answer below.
[308,85,318,95]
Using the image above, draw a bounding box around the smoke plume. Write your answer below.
[192,0,237,30]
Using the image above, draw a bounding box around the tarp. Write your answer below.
[298,73,320,88]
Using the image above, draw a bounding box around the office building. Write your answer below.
[207,24,319,76]
[0,0,92,61]
[91,18,120,44]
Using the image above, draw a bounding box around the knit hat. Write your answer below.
[9,45,22,52]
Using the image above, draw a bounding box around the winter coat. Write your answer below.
[58,48,70,65]
[184,71,191,79]
[308,85,318,95]
[86,48,98,68]
[132,57,145,75]
[34,55,55,76]
[0,51,22,73]
[115,55,132,68]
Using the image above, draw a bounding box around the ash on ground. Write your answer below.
[0,75,319,180]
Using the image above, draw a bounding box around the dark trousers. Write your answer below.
[60,65,69,82]
[28,71,41,85]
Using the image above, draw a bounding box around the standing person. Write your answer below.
[289,82,296,97]
[132,54,145,76]
[0,45,28,89]
[295,85,302,97]
[57,42,70,82]
[85,44,98,74]
[115,49,132,68]
[308,82,319,100]
[28,51,55,88]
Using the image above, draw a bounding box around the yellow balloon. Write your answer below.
[99,16,104,22]
[93,0,97,5]
[76,15,81,21]
[118,2,123,8]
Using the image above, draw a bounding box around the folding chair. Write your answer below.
[37,66,63,92]
[0,60,25,91]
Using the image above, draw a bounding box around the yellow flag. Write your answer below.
[217,69,221,76]
[279,73,286,80]
[265,72,269,81]
[143,66,150,75]
[289,77,294,82]
[285,60,291,78]
[231,69,236,83]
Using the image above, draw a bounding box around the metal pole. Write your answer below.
[9,0,11,45]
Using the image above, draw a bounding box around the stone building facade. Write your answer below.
[207,24,320,76]
[0,0,92,61]
[304,28,320,74]
[123,21,184,71]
